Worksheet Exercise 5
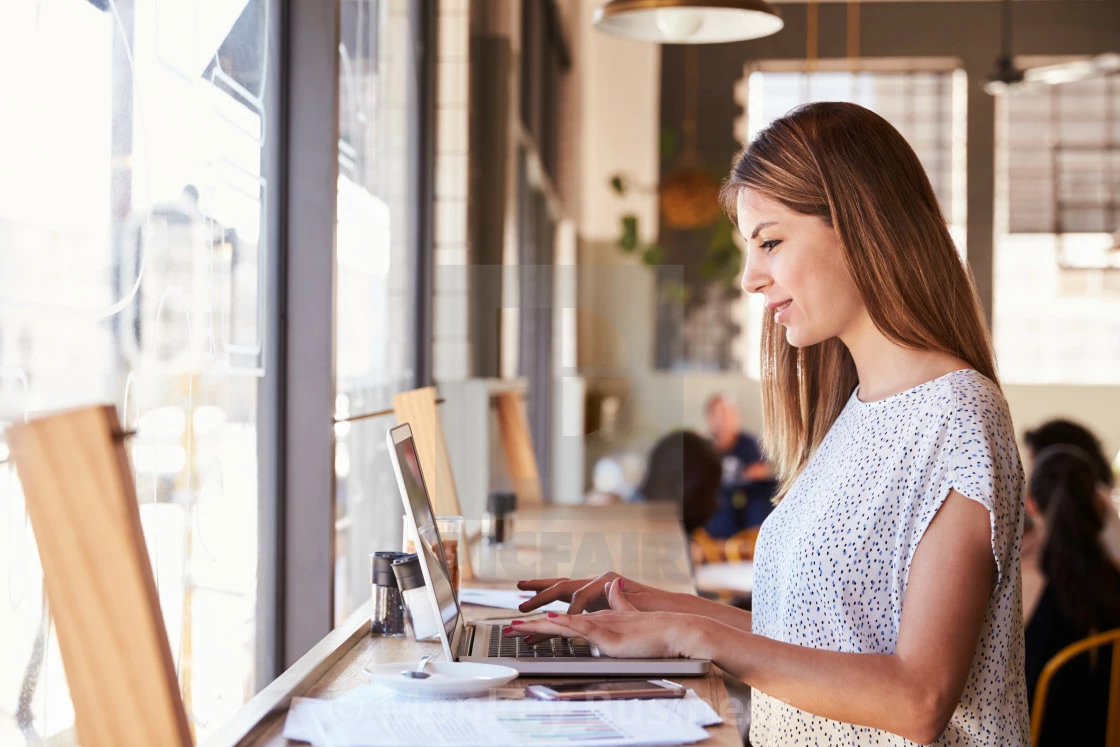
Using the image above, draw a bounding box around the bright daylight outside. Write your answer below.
[0,0,272,742]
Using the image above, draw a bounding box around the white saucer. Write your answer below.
[363,661,519,698]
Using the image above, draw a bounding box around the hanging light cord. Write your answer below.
[847,0,860,75]
[806,0,818,76]
[1000,0,1013,62]
[683,46,699,158]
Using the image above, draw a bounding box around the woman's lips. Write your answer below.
[773,299,792,323]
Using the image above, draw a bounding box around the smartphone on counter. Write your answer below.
[525,679,686,701]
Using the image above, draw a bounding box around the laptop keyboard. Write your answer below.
[486,625,595,658]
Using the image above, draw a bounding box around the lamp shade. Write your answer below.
[593,0,783,44]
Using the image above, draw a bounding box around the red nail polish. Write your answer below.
[547,611,558,618]
[619,579,625,591]
[510,620,524,626]
[502,626,512,634]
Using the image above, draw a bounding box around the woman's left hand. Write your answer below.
[502,577,702,659]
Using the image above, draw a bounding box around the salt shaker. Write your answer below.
[369,551,407,637]
[483,491,516,545]
[391,553,442,641]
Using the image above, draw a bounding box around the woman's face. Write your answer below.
[736,189,866,348]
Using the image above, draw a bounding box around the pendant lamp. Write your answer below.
[594,0,784,44]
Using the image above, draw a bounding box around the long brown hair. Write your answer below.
[720,102,997,498]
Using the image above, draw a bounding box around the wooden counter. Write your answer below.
[205,503,743,747]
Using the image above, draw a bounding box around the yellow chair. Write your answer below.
[1031,627,1120,746]
[724,527,761,562]
[691,526,761,565]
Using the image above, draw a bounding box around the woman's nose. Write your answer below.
[741,250,769,294]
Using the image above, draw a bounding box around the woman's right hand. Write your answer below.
[516,573,679,615]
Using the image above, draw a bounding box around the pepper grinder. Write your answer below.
[483,491,516,545]
[369,551,407,637]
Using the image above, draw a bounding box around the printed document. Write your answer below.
[282,686,712,747]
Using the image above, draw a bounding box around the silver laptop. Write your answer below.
[387,423,710,676]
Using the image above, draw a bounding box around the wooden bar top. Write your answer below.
[205,503,743,747]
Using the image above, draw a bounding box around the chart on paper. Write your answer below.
[495,708,625,742]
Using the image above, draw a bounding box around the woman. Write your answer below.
[1025,445,1120,745]
[1020,419,1120,615]
[636,429,722,535]
[1023,419,1115,490]
[506,102,1028,745]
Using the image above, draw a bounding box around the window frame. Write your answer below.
[275,0,437,674]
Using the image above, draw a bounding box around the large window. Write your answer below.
[994,71,1120,385]
[333,0,424,622]
[0,0,278,741]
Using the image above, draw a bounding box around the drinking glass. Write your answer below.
[435,515,463,598]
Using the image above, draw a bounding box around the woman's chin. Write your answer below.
[784,324,823,348]
[784,325,807,348]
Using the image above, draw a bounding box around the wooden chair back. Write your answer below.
[1031,626,1120,746]
[393,386,462,517]
[494,390,543,505]
[393,387,475,580]
[691,527,761,565]
[6,405,192,747]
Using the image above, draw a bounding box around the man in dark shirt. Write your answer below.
[703,394,775,538]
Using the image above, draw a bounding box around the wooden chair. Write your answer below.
[393,386,475,580]
[691,527,761,565]
[1031,627,1120,746]
[6,405,193,747]
[494,390,543,505]
[393,386,463,517]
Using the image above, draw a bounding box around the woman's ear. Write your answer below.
[1024,492,1041,520]
[1094,485,1116,521]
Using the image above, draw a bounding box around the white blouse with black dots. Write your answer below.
[750,369,1029,746]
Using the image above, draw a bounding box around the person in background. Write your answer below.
[1021,419,1120,617]
[1024,419,1115,490]
[703,394,775,537]
[1024,444,1120,746]
[636,430,722,535]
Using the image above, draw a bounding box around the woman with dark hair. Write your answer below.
[637,430,722,535]
[1024,419,1114,489]
[1025,444,1120,745]
[510,102,1028,745]
[1020,419,1120,616]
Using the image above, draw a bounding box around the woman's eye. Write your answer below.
[761,239,781,253]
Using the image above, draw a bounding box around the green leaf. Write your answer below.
[660,128,678,162]
[609,174,627,196]
[619,215,638,252]
[661,279,691,305]
[641,243,665,266]
[709,217,735,249]
[719,246,743,282]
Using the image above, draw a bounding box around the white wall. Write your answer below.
[1004,385,1120,468]
[576,0,660,244]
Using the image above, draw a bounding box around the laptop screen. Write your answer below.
[389,427,461,643]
